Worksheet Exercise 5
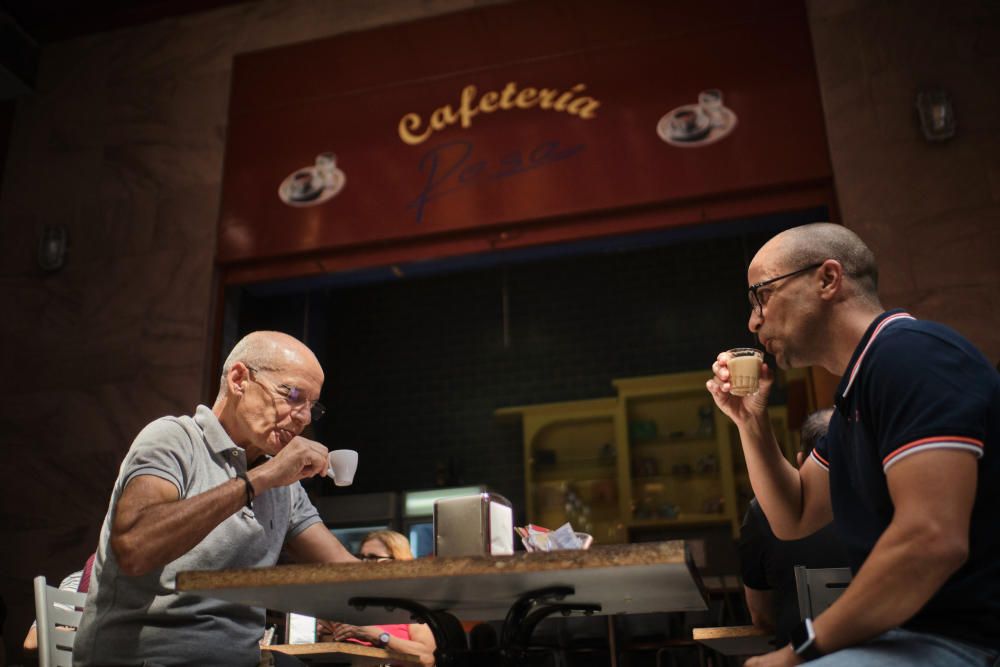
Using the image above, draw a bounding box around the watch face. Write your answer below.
[379,632,391,646]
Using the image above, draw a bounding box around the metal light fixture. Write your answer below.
[38,224,68,271]
[915,87,956,142]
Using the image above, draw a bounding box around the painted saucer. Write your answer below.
[657,104,738,148]
[278,168,346,207]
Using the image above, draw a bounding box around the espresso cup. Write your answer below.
[727,348,763,396]
[327,449,359,486]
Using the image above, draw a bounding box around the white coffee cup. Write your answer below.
[327,449,359,486]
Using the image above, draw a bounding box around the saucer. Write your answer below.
[656,104,738,148]
[278,168,346,208]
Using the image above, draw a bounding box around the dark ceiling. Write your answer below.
[0,0,253,98]
[1,0,253,44]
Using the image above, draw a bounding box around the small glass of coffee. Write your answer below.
[727,348,763,396]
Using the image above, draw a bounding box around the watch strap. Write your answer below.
[792,618,824,660]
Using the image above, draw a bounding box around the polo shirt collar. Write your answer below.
[193,404,239,455]
[835,308,915,405]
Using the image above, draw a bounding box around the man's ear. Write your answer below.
[229,362,249,395]
[818,259,845,301]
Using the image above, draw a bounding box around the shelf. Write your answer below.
[531,457,617,468]
[532,470,616,485]
[630,435,717,447]
[627,515,731,528]
[632,472,721,483]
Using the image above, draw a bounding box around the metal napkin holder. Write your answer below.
[433,492,514,557]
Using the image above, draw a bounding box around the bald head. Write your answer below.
[216,331,322,401]
[762,223,880,304]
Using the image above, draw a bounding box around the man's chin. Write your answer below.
[765,345,790,370]
[271,428,297,450]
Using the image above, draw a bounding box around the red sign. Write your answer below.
[218,0,830,272]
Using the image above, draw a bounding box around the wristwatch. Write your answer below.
[789,618,824,660]
[377,631,391,648]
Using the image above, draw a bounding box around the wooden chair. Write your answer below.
[692,625,774,661]
[263,641,424,665]
[33,575,87,667]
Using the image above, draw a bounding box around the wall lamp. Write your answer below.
[38,224,68,271]
[915,87,956,142]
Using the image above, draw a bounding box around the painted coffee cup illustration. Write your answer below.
[657,87,738,148]
[669,108,710,140]
[287,169,323,201]
[698,88,725,127]
[278,150,347,207]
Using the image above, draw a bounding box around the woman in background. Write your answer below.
[317,530,436,666]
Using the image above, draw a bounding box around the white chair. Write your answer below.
[794,566,852,619]
[33,575,87,667]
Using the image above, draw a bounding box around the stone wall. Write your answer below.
[0,1,506,659]
[808,0,1000,360]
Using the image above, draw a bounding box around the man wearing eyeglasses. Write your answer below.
[75,331,357,667]
[707,223,999,666]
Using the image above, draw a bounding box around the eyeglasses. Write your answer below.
[245,366,326,422]
[356,553,394,562]
[747,263,823,316]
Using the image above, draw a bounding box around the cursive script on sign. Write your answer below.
[398,82,600,146]
[408,139,585,224]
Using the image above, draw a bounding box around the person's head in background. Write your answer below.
[796,406,835,468]
[358,530,414,562]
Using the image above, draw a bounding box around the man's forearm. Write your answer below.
[811,520,967,654]
[737,416,809,537]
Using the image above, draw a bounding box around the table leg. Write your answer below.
[608,616,618,667]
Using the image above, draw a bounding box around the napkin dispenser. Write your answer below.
[433,492,514,557]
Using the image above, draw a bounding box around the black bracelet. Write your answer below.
[235,471,255,509]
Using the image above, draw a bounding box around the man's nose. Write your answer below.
[748,307,763,334]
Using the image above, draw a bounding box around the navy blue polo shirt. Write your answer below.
[811,309,1000,649]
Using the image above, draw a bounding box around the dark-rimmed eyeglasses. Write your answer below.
[747,263,823,316]
[356,553,394,562]
[245,365,326,422]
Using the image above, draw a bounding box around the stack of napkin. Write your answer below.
[516,523,593,551]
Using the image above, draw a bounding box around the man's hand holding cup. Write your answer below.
[707,348,772,426]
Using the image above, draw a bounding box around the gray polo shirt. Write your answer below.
[74,405,322,667]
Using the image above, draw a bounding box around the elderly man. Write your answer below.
[708,223,999,666]
[75,331,356,666]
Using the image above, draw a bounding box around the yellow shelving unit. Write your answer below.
[613,371,740,536]
[496,397,628,544]
[499,370,800,545]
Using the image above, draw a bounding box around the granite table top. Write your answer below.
[177,540,706,624]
